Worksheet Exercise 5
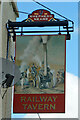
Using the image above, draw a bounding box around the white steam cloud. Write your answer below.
[19,36,42,71]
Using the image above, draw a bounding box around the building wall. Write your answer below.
[0,1,19,119]
[0,2,2,57]
[0,2,2,119]
[2,2,18,58]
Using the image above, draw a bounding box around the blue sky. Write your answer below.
[12,1,78,118]
[16,2,78,77]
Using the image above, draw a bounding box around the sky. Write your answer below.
[15,1,78,77]
[11,1,79,119]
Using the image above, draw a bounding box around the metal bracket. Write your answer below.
[6,19,74,40]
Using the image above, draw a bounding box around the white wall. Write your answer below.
[0,1,19,119]
[0,2,2,58]
[2,2,17,58]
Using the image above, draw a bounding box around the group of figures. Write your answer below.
[56,70,64,84]
[17,63,64,89]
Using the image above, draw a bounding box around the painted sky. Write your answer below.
[16,35,65,66]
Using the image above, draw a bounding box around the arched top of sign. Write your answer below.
[25,9,56,22]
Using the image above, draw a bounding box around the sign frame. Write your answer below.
[13,34,66,113]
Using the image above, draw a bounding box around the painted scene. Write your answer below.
[14,35,66,94]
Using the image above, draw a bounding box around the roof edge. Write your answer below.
[11,0,19,17]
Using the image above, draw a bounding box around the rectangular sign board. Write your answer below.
[13,35,66,113]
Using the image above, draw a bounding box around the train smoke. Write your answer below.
[19,36,42,71]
